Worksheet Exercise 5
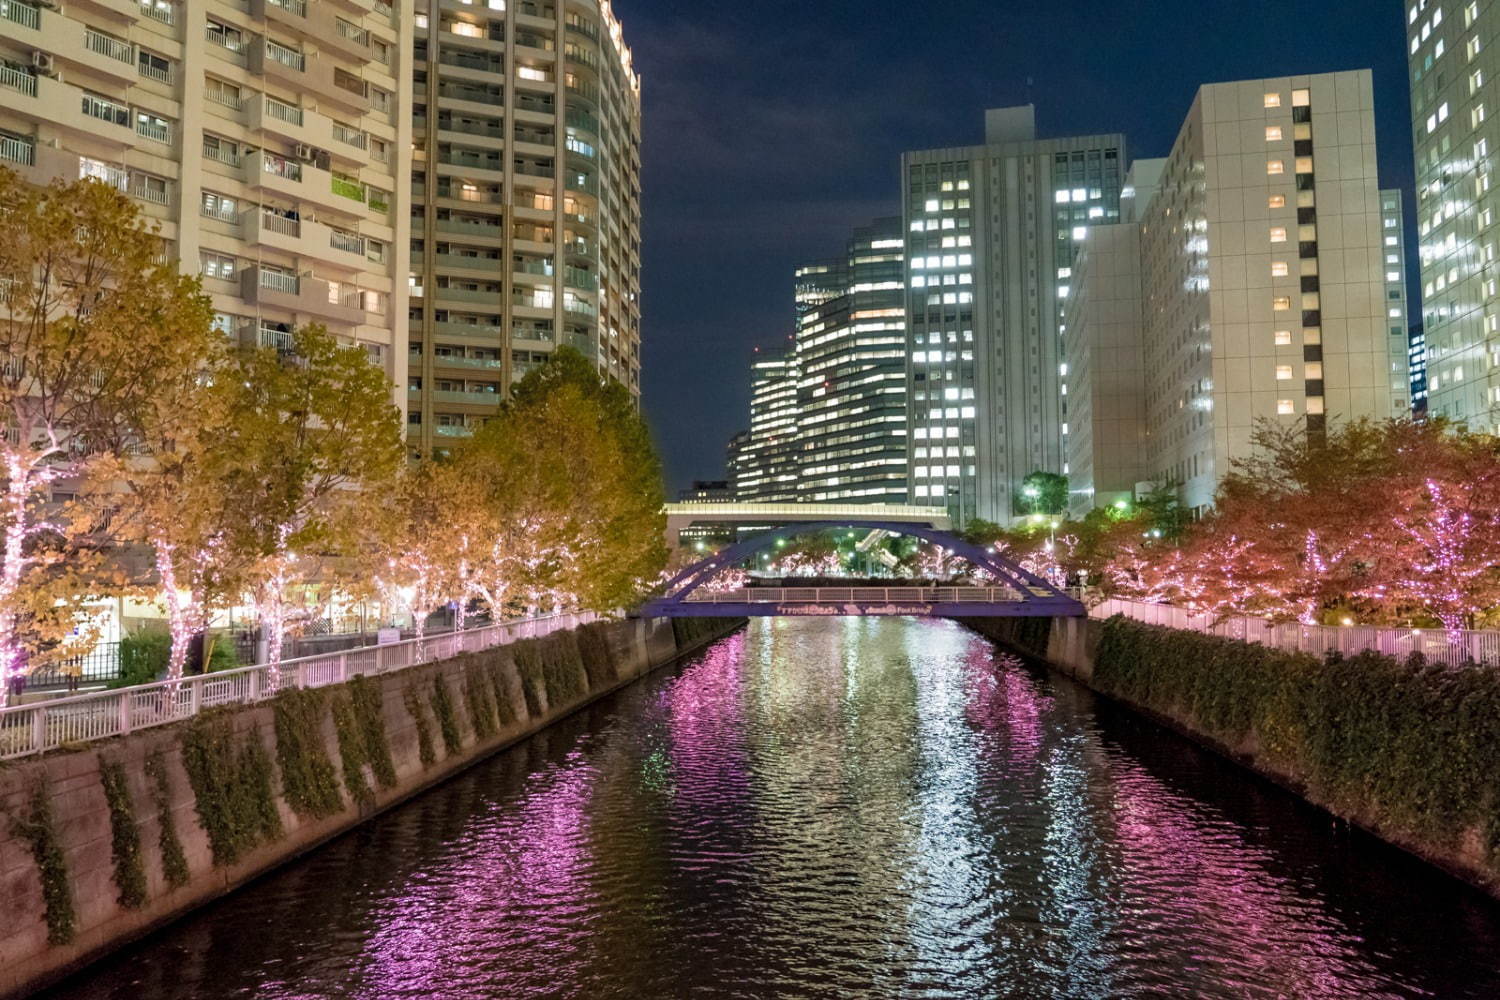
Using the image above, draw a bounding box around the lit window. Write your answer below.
[1275,330,1293,345]
[1270,227,1287,243]
[1271,261,1289,277]
[1266,126,1283,142]
[1292,89,1311,107]
[1295,157,1314,174]
[1277,399,1296,415]
[1307,397,1326,415]
[1276,365,1294,380]
[1267,160,1286,175]
[925,199,939,212]
[1273,297,1291,311]
[1269,194,1286,209]
[1305,362,1324,379]
[1264,92,1282,108]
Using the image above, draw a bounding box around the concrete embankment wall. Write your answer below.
[0,616,743,999]
[961,614,1500,902]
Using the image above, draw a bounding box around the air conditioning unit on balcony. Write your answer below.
[293,144,315,162]
[31,51,55,75]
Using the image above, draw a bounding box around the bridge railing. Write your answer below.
[686,587,1027,604]
[1092,597,1500,667]
[0,611,596,761]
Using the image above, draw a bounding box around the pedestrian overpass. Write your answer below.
[639,518,1084,619]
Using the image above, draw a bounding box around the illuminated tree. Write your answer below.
[202,324,402,687]
[0,171,214,701]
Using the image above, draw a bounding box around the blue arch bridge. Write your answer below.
[639,508,1085,620]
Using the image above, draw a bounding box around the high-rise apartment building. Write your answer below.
[406,0,640,454]
[1380,189,1414,414]
[1065,160,1163,517]
[901,106,1126,524]
[794,218,908,504]
[1406,0,1498,428]
[1135,72,1401,514]
[0,0,414,399]
[734,347,799,502]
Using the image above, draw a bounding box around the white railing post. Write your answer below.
[31,706,46,754]
[118,694,132,736]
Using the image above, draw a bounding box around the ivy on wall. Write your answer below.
[577,623,617,690]
[430,674,462,757]
[180,713,282,868]
[487,654,518,728]
[461,659,498,743]
[98,758,148,909]
[331,694,373,808]
[403,680,436,767]
[145,750,189,890]
[349,675,398,790]
[272,688,342,820]
[1094,615,1500,865]
[10,783,75,945]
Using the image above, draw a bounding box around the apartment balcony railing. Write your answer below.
[515,94,554,114]
[82,95,130,127]
[436,286,503,304]
[332,123,367,149]
[202,141,240,165]
[435,186,504,204]
[330,229,365,255]
[259,326,294,351]
[514,258,554,277]
[265,39,305,71]
[260,210,299,236]
[566,81,600,105]
[130,182,169,205]
[205,27,245,54]
[263,152,301,180]
[0,135,35,166]
[136,119,171,143]
[140,0,175,24]
[436,217,503,236]
[1,0,40,30]
[330,175,365,201]
[201,201,238,223]
[440,152,502,171]
[268,0,306,16]
[205,88,242,110]
[438,119,505,140]
[431,320,502,339]
[513,161,553,179]
[564,266,596,290]
[515,31,554,51]
[563,295,596,317]
[438,84,504,107]
[265,97,304,126]
[433,425,473,438]
[85,28,134,63]
[0,65,35,98]
[138,62,171,83]
[428,354,504,371]
[374,0,394,21]
[259,270,299,294]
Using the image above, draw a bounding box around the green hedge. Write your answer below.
[1095,615,1500,860]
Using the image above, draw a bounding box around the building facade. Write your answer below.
[901,106,1126,524]
[406,0,640,454]
[793,217,908,504]
[1406,0,1499,428]
[1064,160,1164,518]
[0,0,414,402]
[1381,188,1414,414]
[733,347,799,502]
[1136,72,1401,514]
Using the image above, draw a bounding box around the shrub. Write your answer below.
[112,630,171,688]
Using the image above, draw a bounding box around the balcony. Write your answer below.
[240,265,367,324]
[429,354,504,372]
[0,64,36,99]
[429,320,502,340]
[0,0,40,30]
[241,149,365,217]
[429,388,503,407]
[433,286,502,305]
[432,251,503,273]
[246,97,362,163]
[15,77,135,144]
[242,209,369,270]
[435,217,504,238]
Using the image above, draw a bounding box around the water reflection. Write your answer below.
[52,617,1500,1000]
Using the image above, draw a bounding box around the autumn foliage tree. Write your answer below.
[0,171,220,702]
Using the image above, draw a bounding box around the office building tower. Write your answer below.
[794,217,908,504]
[734,347,799,502]
[1380,189,1414,414]
[1065,159,1164,518]
[902,106,1127,524]
[1410,322,1430,413]
[407,0,641,453]
[0,0,414,400]
[1406,0,1499,428]
[1136,72,1402,515]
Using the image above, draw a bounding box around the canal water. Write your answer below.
[49,618,1500,999]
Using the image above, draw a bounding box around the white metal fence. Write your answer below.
[0,611,597,761]
[1092,597,1500,667]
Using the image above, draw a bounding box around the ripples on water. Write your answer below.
[53,618,1500,999]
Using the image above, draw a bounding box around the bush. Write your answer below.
[1094,615,1500,858]
[112,630,171,688]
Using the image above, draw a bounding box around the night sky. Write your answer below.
[622,1,1414,492]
